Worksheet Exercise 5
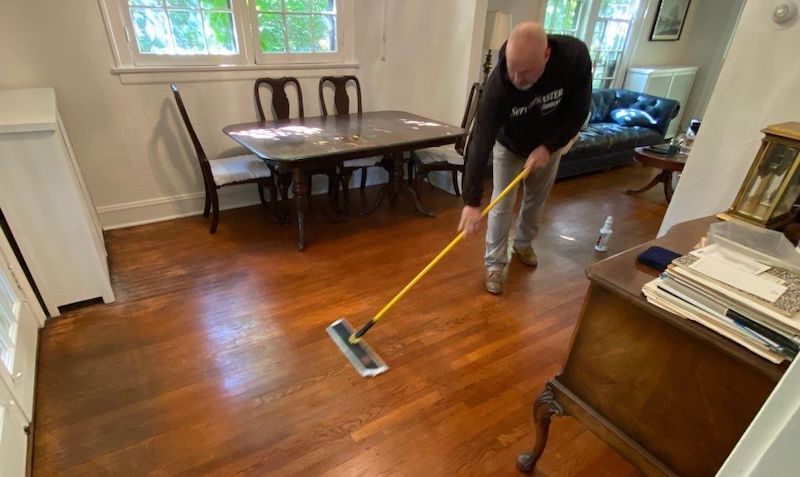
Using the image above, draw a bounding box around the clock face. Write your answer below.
[735,141,800,223]
[773,144,800,219]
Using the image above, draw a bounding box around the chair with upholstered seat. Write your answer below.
[411,82,482,206]
[318,75,386,212]
[254,77,339,213]
[170,84,278,234]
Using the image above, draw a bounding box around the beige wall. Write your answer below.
[358,0,484,127]
[0,0,482,229]
[660,0,800,234]
[628,0,699,67]
[672,0,745,122]
[486,0,546,26]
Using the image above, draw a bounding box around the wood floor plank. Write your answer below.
[33,166,666,476]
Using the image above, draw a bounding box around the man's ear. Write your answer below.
[544,47,551,62]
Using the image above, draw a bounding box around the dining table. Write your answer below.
[224,110,466,251]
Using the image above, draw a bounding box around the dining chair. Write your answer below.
[318,75,386,212]
[171,84,278,234]
[410,82,483,207]
[254,77,339,213]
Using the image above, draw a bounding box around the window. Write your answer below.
[102,0,348,68]
[0,269,19,373]
[127,0,239,56]
[253,0,337,54]
[543,0,586,37]
[544,0,642,89]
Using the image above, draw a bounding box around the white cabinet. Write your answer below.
[624,66,698,138]
[0,88,114,317]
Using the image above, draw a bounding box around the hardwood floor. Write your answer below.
[33,165,670,476]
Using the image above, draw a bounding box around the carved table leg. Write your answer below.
[292,167,308,251]
[664,171,675,203]
[340,168,353,214]
[625,171,665,196]
[517,383,564,474]
[393,152,434,217]
[389,152,402,204]
[273,169,291,224]
[362,152,435,217]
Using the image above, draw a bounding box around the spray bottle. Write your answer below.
[595,216,613,252]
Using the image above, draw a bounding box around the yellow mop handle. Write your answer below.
[350,167,530,343]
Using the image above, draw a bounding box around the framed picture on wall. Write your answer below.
[650,0,692,41]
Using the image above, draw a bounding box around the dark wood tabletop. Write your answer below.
[223,111,466,250]
[224,110,465,164]
[633,146,688,172]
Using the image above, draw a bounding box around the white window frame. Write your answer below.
[98,0,354,71]
[544,0,645,89]
[119,0,252,66]
[248,0,348,65]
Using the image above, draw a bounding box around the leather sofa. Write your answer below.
[557,89,680,179]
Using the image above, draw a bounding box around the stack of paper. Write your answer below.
[643,244,800,364]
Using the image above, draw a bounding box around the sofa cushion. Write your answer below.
[567,126,613,156]
[610,108,657,127]
[567,123,663,157]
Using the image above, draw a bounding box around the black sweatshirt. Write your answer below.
[462,35,592,207]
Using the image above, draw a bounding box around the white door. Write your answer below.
[0,232,45,422]
[0,378,28,477]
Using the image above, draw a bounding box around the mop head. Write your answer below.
[327,318,389,378]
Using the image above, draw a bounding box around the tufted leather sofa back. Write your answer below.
[590,89,680,137]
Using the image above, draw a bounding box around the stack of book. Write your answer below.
[643,243,800,363]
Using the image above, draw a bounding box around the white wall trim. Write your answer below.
[97,168,389,230]
[112,63,360,85]
[97,187,259,230]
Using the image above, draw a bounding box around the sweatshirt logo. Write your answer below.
[510,88,564,117]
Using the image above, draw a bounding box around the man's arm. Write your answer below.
[461,71,509,207]
[541,45,592,154]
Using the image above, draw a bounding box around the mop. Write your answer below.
[327,168,531,377]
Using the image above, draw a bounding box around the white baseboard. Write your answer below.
[97,168,390,230]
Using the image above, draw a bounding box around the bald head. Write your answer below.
[506,22,550,91]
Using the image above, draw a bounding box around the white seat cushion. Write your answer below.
[413,146,464,166]
[209,154,272,186]
[343,156,382,168]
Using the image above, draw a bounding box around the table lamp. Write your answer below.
[483,11,511,84]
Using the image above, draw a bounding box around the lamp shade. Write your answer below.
[488,11,511,50]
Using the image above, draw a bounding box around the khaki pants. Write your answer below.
[484,141,565,271]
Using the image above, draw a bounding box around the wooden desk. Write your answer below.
[224,111,465,250]
[517,217,787,476]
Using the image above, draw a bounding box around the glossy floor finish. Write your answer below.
[34,165,669,476]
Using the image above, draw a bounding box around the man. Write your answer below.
[458,22,591,294]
